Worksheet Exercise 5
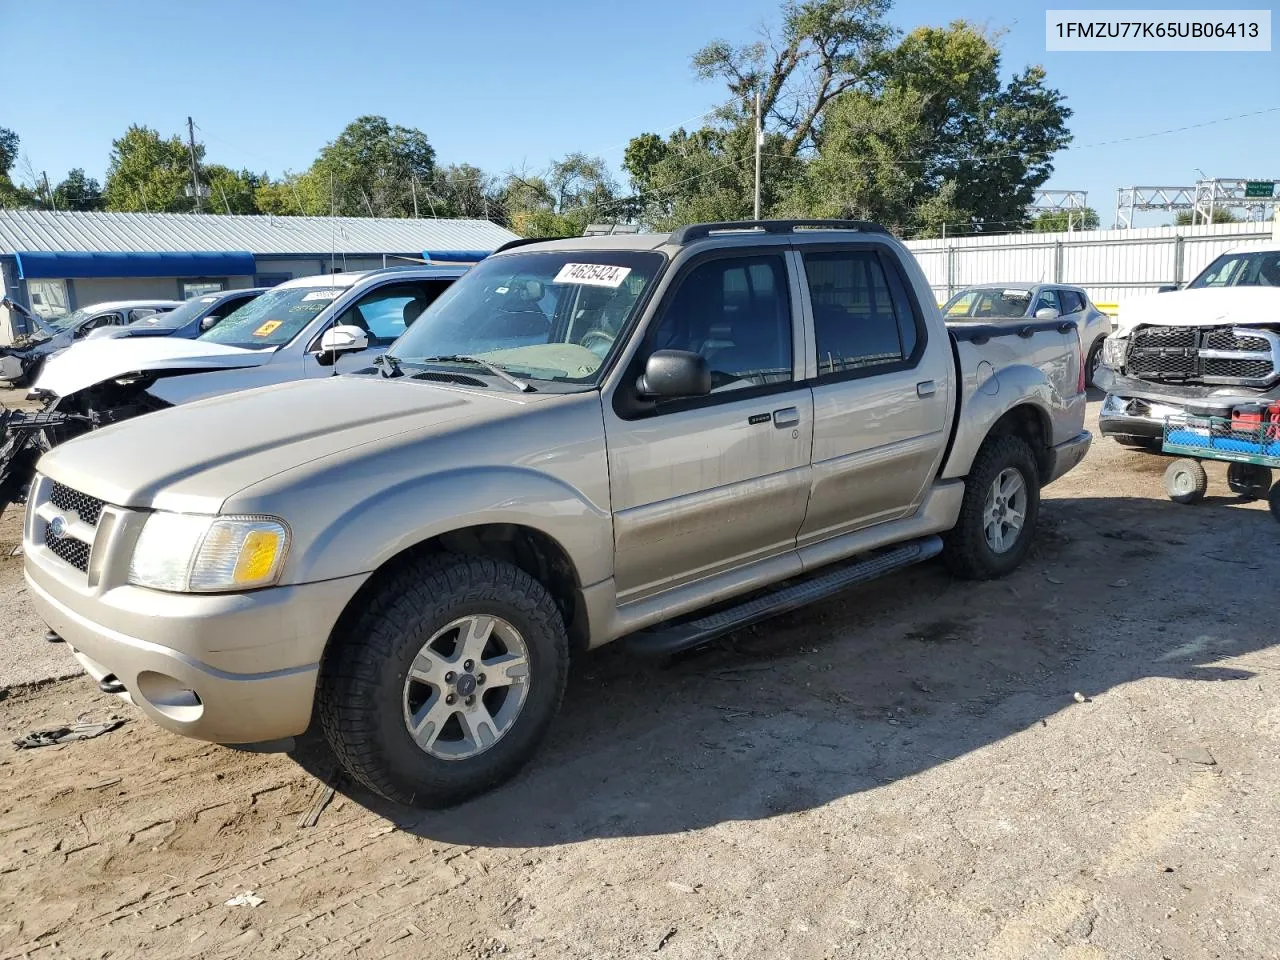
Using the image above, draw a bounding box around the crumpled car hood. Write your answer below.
[32,336,271,397]
[1115,287,1280,336]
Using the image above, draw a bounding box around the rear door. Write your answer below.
[604,249,814,603]
[796,244,952,546]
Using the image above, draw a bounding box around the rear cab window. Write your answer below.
[801,248,922,377]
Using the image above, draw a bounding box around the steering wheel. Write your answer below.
[578,329,616,356]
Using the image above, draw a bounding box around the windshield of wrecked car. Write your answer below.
[198,285,341,349]
[942,288,1031,319]
[389,250,664,383]
[38,307,96,333]
[1188,251,1280,289]
[128,295,217,331]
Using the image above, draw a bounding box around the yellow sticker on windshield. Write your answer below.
[253,320,282,337]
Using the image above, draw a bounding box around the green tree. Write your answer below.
[0,126,37,208]
[103,125,200,212]
[309,116,437,217]
[1032,207,1100,232]
[203,165,267,214]
[1175,209,1239,225]
[432,163,503,221]
[501,154,621,237]
[51,168,103,211]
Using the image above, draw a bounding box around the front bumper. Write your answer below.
[1095,366,1279,444]
[26,554,367,744]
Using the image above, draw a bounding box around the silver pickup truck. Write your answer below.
[23,220,1090,807]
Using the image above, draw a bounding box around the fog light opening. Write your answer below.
[135,671,204,723]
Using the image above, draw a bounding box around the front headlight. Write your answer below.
[1101,335,1128,370]
[128,513,290,593]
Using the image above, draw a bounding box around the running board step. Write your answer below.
[624,535,944,659]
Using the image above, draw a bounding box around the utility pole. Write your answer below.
[753,89,762,220]
[186,116,203,213]
[42,171,55,211]
[410,176,419,218]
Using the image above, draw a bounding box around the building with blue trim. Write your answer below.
[0,210,517,343]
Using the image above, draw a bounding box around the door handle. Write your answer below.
[916,380,936,398]
[772,406,800,428]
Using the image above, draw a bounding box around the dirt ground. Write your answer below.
[2,399,1280,959]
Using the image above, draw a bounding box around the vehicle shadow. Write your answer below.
[290,492,1278,845]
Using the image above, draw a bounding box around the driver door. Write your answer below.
[603,250,813,603]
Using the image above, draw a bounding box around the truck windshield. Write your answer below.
[391,250,664,383]
[199,285,342,349]
[1188,250,1280,288]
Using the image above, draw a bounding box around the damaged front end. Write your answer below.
[0,379,171,518]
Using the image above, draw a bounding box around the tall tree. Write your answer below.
[51,168,103,211]
[432,163,503,221]
[310,116,437,217]
[103,125,201,212]
[501,154,622,237]
[0,126,36,208]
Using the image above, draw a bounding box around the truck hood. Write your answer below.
[33,337,271,397]
[1115,287,1280,336]
[38,374,546,512]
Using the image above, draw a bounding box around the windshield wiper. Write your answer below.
[418,356,534,392]
[373,353,403,378]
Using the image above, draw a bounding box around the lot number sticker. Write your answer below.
[253,320,283,337]
[553,263,632,288]
[302,291,336,302]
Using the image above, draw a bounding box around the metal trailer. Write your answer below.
[1161,414,1280,520]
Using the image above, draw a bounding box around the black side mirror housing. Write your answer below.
[1157,284,1179,293]
[637,349,711,399]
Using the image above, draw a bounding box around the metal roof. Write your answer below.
[0,209,518,257]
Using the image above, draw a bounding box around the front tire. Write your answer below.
[1226,462,1272,500]
[1086,339,1105,388]
[318,553,569,808]
[944,435,1041,580]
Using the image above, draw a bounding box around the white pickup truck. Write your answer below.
[24,219,1091,807]
[1098,242,1280,449]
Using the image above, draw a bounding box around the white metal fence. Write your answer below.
[904,220,1276,311]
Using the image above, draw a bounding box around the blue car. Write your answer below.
[85,287,269,342]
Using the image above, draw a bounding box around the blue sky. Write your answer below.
[4,0,1278,226]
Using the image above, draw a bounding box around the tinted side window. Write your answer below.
[651,255,792,392]
[1059,290,1085,314]
[1033,289,1060,314]
[804,251,912,375]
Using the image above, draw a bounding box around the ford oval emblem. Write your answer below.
[49,515,66,539]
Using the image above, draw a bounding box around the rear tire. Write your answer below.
[1164,459,1208,504]
[943,435,1041,580]
[318,553,569,808]
[1226,462,1272,500]
[1269,481,1280,523]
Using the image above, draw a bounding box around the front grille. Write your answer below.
[1127,324,1278,386]
[49,481,104,526]
[1204,358,1273,380]
[44,525,90,572]
[1205,329,1271,352]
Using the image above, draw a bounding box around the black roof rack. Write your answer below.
[668,219,889,245]
[492,236,555,255]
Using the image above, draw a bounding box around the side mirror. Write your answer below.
[200,314,219,332]
[1034,307,1059,320]
[317,324,370,357]
[1156,284,1179,293]
[637,349,711,399]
